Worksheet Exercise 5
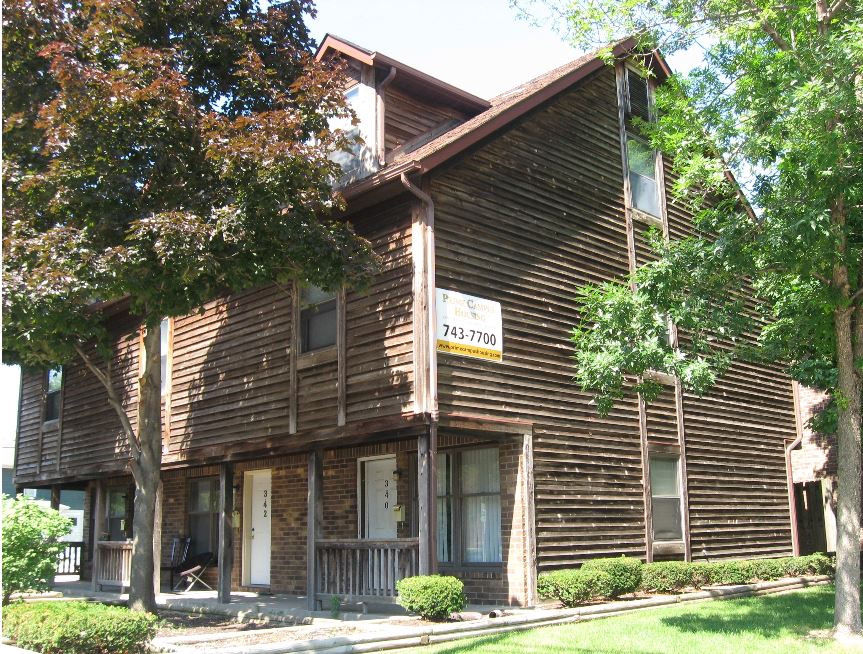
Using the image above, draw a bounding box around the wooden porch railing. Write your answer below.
[93,541,133,591]
[56,541,84,575]
[315,538,419,605]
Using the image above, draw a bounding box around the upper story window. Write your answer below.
[623,67,661,218]
[649,454,683,541]
[329,81,378,185]
[44,367,63,422]
[160,318,170,397]
[300,286,337,353]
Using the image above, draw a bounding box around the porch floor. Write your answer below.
[51,577,500,622]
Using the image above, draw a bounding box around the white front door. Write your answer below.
[363,457,397,539]
[245,469,271,586]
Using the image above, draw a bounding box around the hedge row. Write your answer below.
[2,601,158,654]
[538,553,834,607]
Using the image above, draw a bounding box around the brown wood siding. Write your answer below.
[345,202,414,421]
[645,387,679,448]
[385,88,466,154]
[663,160,796,559]
[56,315,139,476]
[15,371,43,479]
[432,69,648,569]
[432,65,797,569]
[168,285,292,455]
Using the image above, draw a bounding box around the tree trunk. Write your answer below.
[128,323,162,613]
[833,303,863,637]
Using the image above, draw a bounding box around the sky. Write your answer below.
[0,0,704,454]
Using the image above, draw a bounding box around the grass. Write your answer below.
[405,585,858,653]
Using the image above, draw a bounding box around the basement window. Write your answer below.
[300,286,337,353]
[44,367,63,422]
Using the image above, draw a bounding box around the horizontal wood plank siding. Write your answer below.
[346,203,414,421]
[645,387,679,449]
[663,161,796,559]
[168,285,292,454]
[385,89,465,154]
[56,315,139,475]
[15,372,43,478]
[433,69,648,569]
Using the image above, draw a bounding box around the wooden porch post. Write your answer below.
[417,423,438,575]
[218,464,234,603]
[50,485,61,511]
[307,449,323,611]
[91,479,105,592]
[153,480,162,596]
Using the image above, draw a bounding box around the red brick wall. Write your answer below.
[133,433,533,604]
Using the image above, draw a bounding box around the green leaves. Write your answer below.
[2,0,378,369]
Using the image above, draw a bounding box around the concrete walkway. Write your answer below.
[53,579,387,624]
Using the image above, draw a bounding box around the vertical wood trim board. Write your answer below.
[289,283,299,435]
[337,287,347,427]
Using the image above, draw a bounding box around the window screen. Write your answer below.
[189,477,220,556]
[626,69,651,123]
[300,286,337,353]
[650,455,683,541]
[627,136,660,216]
[44,367,63,422]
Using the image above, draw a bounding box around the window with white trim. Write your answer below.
[649,455,683,541]
[437,447,502,565]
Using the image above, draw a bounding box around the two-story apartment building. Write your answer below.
[13,35,803,608]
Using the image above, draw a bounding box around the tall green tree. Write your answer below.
[519,0,862,639]
[2,0,376,612]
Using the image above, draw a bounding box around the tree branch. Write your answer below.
[74,343,141,461]
[827,0,849,20]
[741,0,793,51]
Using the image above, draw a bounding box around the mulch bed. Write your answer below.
[156,610,277,636]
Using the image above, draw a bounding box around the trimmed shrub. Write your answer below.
[2,601,158,654]
[537,568,612,607]
[580,556,643,598]
[705,560,754,585]
[802,552,835,576]
[689,562,711,589]
[2,494,71,604]
[396,575,465,621]
[639,561,693,593]
[749,557,786,581]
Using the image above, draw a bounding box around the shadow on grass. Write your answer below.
[659,585,836,638]
[423,631,669,654]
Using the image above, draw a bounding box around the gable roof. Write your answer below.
[341,38,658,203]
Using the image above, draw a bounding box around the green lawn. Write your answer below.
[407,585,858,654]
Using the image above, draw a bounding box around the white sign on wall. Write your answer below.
[435,289,503,362]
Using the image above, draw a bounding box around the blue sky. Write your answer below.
[0,0,704,452]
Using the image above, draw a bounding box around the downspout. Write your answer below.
[786,380,805,556]
[376,66,397,167]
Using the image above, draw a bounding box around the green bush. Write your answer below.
[396,575,465,621]
[749,557,786,581]
[640,561,694,593]
[580,556,643,598]
[705,560,753,585]
[2,601,158,654]
[537,568,612,607]
[2,495,71,604]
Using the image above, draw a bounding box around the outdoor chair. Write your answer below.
[162,537,191,590]
[172,551,214,593]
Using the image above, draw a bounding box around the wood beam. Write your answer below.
[91,479,104,592]
[417,424,437,575]
[337,287,347,427]
[289,283,299,435]
[218,464,234,603]
[306,449,323,611]
[50,485,61,511]
[522,432,537,606]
